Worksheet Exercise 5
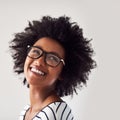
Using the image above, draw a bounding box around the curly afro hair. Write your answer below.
[9,15,96,97]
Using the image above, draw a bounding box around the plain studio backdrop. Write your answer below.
[0,0,119,120]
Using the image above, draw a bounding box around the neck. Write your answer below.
[29,85,61,112]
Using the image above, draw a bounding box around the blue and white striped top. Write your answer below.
[19,101,74,120]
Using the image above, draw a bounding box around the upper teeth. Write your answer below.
[31,68,45,76]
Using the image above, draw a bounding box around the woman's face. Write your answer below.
[24,37,65,89]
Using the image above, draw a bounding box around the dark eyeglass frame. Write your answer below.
[27,45,65,67]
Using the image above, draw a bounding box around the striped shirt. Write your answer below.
[19,101,74,120]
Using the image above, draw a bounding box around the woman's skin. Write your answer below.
[24,37,65,120]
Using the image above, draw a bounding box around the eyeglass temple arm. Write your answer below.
[61,59,65,66]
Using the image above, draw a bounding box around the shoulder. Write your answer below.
[36,101,74,120]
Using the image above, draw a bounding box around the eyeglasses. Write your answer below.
[27,45,65,67]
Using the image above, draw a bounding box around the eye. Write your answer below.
[46,54,60,65]
[31,49,40,54]
[28,47,42,58]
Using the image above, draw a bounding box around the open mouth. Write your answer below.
[30,67,46,76]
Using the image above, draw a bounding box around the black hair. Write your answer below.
[9,15,96,97]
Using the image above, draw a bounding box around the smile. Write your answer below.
[31,67,45,76]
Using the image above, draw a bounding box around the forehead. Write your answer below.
[33,37,65,58]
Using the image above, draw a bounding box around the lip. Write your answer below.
[29,65,47,76]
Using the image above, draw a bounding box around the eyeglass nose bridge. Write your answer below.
[37,48,47,60]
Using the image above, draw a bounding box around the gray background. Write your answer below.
[0,0,120,119]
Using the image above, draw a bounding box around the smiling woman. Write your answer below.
[24,37,65,89]
[9,16,96,120]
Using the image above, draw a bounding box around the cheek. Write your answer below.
[49,67,63,80]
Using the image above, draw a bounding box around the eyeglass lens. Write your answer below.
[27,46,63,67]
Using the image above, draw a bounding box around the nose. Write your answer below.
[34,55,46,66]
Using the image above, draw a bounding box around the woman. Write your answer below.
[9,16,96,120]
